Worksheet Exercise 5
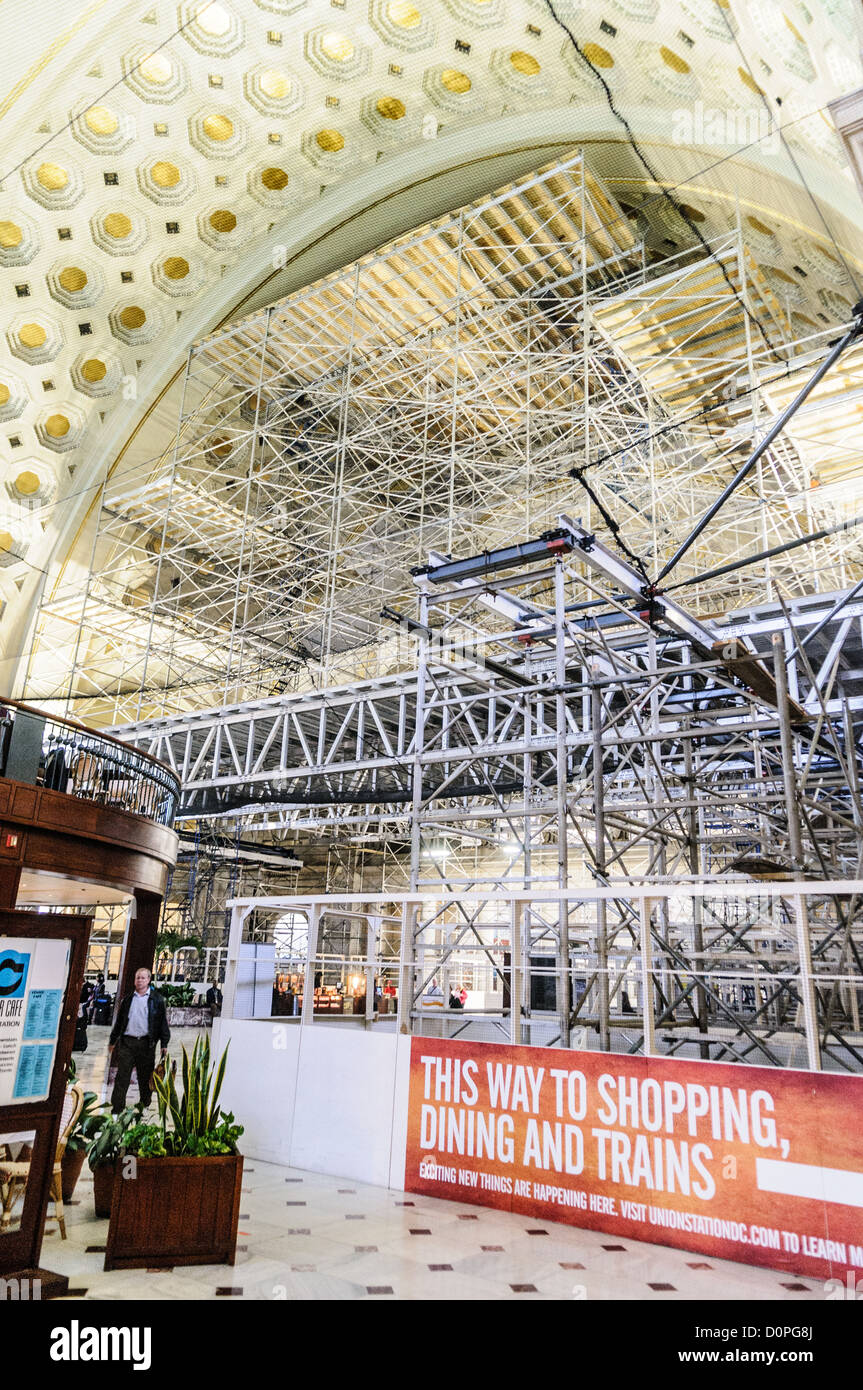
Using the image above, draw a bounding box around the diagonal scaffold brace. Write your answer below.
[655,298,863,585]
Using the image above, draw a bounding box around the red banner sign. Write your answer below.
[405,1037,863,1281]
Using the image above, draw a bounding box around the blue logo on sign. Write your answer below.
[0,950,29,998]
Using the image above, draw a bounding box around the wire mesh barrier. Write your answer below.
[0,696,180,827]
[222,886,863,1072]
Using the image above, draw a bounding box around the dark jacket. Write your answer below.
[109,987,170,1049]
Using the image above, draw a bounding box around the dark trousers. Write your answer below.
[111,1035,156,1113]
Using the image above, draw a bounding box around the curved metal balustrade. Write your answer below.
[0,698,180,828]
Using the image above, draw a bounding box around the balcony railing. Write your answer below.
[0,698,180,828]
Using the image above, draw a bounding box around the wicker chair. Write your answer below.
[69,749,104,802]
[0,1083,85,1239]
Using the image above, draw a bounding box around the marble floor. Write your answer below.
[48,1028,824,1302]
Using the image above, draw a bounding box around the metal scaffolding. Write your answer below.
[393,522,863,1072]
[121,517,863,1070]
[23,148,863,723]
[18,147,863,1069]
[117,578,863,833]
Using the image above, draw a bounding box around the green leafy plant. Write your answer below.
[152,1036,242,1157]
[84,1105,141,1170]
[155,982,196,1006]
[122,1122,167,1158]
[176,1113,243,1156]
[155,929,203,982]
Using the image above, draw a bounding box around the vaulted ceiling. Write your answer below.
[2,0,863,697]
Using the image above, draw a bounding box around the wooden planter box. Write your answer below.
[93,1162,115,1219]
[104,1153,243,1270]
[60,1147,87,1203]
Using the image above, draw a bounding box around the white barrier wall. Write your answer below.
[213,1018,411,1190]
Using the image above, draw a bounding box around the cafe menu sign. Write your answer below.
[0,936,70,1105]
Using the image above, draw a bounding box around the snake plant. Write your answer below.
[152,1036,240,1156]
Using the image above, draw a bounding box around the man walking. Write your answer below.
[109,967,170,1113]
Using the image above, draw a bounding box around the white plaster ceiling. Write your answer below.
[17,867,132,905]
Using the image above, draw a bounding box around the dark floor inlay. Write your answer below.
[338,1189,356,1194]
[511,1283,538,1293]
[395,1201,415,1206]
[482,1245,504,1252]
[686,1262,712,1270]
[215,1287,243,1296]
[649,1283,676,1291]
[457,1213,478,1220]
[781,1282,810,1291]
[602,1244,626,1251]
[238,1213,249,1219]
[288,1228,311,1235]
[559,1262,584,1270]
[367,1286,394,1295]
[285,1177,303,1183]
[526,1229,548,1235]
[346,1214,365,1220]
[285,1201,306,1206]
[355,1245,378,1253]
[409,1228,432,1235]
[236,1245,248,1253]
[429,1264,453,1271]
[85,1245,106,1253]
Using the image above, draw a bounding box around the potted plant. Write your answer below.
[154,981,212,1027]
[103,1036,243,1271]
[155,982,196,1006]
[154,928,203,983]
[60,1089,102,1202]
[84,1106,141,1218]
